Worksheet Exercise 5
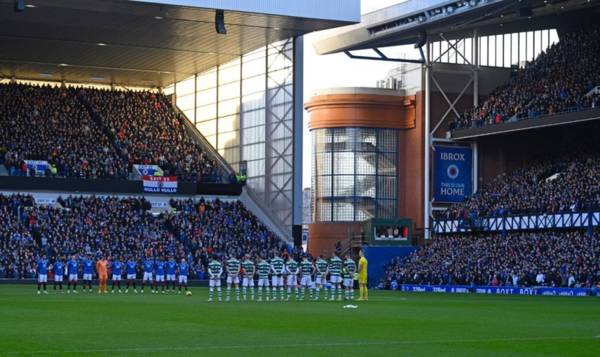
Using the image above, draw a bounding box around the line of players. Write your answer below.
[34,254,191,294]
[206,252,357,303]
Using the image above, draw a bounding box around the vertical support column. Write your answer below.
[473,29,479,107]
[292,36,304,228]
[423,41,431,240]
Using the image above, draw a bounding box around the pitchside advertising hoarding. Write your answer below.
[433,146,473,202]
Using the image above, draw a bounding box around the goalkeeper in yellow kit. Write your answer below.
[357,249,368,301]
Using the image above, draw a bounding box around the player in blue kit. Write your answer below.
[141,257,154,293]
[178,258,189,293]
[166,257,177,292]
[125,258,137,293]
[111,258,123,293]
[67,255,79,294]
[155,258,166,293]
[53,258,65,292]
[82,255,94,293]
[36,254,48,294]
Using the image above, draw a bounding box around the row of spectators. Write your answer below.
[0,194,284,279]
[81,89,223,182]
[0,82,224,182]
[436,151,600,220]
[383,231,600,288]
[0,84,127,179]
[450,26,600,130]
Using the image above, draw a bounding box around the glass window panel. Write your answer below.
[219,147,240,165]
[377,176,396,199]
[196,104,216,121]
[316,200,332,221]
[504,34,511,68]
[218,114,239,132]
[519,32,527,65]
[242,75,265,96]
[465,38,472,64]
[316,176,332,198]
[315,152,332,176]
[218,81,240,101]
[196,120,216,137]
[242,58,266,78]
[205,134,217,148]
[378,152,397,176]
[333,201,354,221]
[197,69,217,90]
[197,88,217,106]
[242,143,265,163]
[175,76,195,96]
[218,60,241,84]
[241,109,265,128]
[217,130,239,149]
[333,152,354,174]
[176,93,194,112]
[355,198,375,221]
[480,36,488,66]
[241,126,264,145]
[245,159,265,177]
[526,31,534,61]
[333,175,353,196]
[163,85,175,96]
[355,175,376,198]
[511,33,519,66]
[355,155,376,175]
[242,92,265,111]
[377,199,396,218]
[541,29,549,54]
[549,29,559,46]
[218,98,240,116]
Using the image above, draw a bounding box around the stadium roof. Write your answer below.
[314,0,600,55]
[0,0,358,87]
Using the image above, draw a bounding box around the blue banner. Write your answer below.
[400,285,595,297]
[433,146,472,202]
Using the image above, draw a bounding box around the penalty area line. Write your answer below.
[4,336,599,355]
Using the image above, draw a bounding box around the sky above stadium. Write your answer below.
[302,0,409,188]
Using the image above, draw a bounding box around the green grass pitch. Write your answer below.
[0,285,599,356]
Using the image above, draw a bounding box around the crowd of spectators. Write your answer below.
[0,194,284,279]
[383,231,600,288]
[0,83,127,179]
[450,26,600,130]
[0,82,225,182]
[82,89,223,182]
[436,151,600,220]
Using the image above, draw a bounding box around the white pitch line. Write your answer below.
[4,335,599,355]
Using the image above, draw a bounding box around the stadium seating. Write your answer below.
[0,83,224,182]
[435,151,600,220]
[450,26,600,130]
[0,194,283,279]
[383,231,599,288]
[0,83,128,179]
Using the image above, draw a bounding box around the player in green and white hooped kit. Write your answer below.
[299,256,315,301]
[208,257,223,302]
[314,256,329,301]
[256,255,271,302]
[285,256,299,301]
[343,254,357,300]
[241,254,255,301]
[225,255,241,302]
[329,253,343,301]
[270,254,285,302]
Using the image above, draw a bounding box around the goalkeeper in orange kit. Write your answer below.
[96,255,108,294]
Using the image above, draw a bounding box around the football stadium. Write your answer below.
[1,0,600,356]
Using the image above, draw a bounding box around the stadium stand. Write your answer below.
[383,230,600,288]
[81,89,223,182]
[450,26,600,130]
[0,194,284,279]
[0,83,128,179]
[0,83,224,182]
[434,150,600,220]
